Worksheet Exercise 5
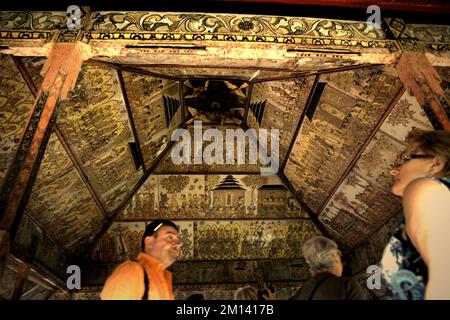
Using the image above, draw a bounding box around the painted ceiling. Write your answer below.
[1,11,446,297]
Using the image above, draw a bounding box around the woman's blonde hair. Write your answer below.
[407,129,450,176]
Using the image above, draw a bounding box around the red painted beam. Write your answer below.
[216,0,450,13]
[395,52,450,132]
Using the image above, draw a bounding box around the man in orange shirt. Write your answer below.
[100,219,182,300]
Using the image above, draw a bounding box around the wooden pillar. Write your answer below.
[395,52,450,132]
[0,43,84,281]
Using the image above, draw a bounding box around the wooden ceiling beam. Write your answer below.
[0,44,83,281]
[116,66,147,172]
[395,52,450,132]
[216,0,450,13]
[12,56,109,221]
[243,83,254,127]
[277,171,331,238]
[281,74,320,173]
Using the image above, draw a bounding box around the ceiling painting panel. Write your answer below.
[0,54,35,188]
[118,174,309,220]
[248,76,315,161]
[56,64,142,213]
[284,66,403,212]
[122,71,182,168]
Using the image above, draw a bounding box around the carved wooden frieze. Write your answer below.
[56,64,143,213]
[0,54,35,188]
[85,12,386,39]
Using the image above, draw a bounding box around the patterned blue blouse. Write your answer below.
[380,177,450,300]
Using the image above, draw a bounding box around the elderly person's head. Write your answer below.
[234,286,258,300]
[302,236,343,277]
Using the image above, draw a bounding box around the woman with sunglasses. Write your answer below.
[380,129,450,300]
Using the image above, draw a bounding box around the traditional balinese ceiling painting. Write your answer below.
[56,64,143,213]
[91,174,315,261]
[284,65,403,214]
[2,7,450,299]
[88,174,319,293]
[23,133,106,254]
[318,89,435,250]
[154,124,265,173]
[0,54,35,188]
[117,174,309,220]
[122,70,182,169]
[248,76,316,160]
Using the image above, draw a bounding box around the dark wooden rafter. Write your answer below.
[9,250,68,291]
[22,210,70,257]
[54,127,109,220]
[316,86,406,216]
[241,117,331,237]
[10,234,38,300]
[277,171,331,238]
[281,74,320,172]
[83,136,180,259]
[243,83,254,127]
[90,61,297,72]
[12,57,109,221]
[179,80,186,124]
[0,82,53,231]
[0,45,83,282]
[116,66,147,172]
[252,63,379,84]
[121,65,183,81]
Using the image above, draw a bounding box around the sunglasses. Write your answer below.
[391,153,435,168]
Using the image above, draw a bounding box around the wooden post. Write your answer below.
[0,43,84,281]
[395,52,450,132]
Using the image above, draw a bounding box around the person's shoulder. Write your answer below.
[406,176,449,194]
[404,176,450,203]
[111,260,144,277]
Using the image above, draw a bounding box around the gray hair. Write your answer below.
[234,286,258,300]
[302,236,340,275]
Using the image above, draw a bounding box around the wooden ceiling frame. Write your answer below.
[11,57,110,221]
[116,66,147,173]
